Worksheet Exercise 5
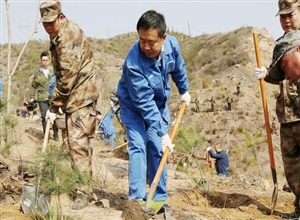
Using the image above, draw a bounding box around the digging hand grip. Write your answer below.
[161,134,174,153]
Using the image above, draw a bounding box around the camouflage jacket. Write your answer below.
[264,33,300,123]
[275,80,300,123]
[265,73,300,123]
[31,66,53,101]
[49,19,98,114]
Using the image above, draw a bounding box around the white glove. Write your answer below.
[206,147,212,152]
[255,66,267,80]
[161,134,175,153]
[180,91,191,106]
[46,109,56,124]
[58,107,63,115]
[110,101,114,107]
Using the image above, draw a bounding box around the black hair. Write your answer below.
[136,10,166,38]
[40,51,49,59]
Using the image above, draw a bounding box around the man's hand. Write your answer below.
[161,134,175,153]
[180,91,191,106]
[206,147,212,152]
[46,109,56,124]
[255,66,267,80]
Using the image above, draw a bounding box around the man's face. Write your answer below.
[41,55,50,69]
[279,48,300,84]
[138,28,166,59]
[280,8,300,32]
[42,15,63,38]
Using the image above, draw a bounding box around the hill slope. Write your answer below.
[1,26,294,219]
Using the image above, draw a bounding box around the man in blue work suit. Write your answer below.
[96,109,116,149]
[117,10,191,211]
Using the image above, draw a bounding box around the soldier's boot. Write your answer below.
[283,183,292,193]
[281,212,300,219]
[283,196,300,219]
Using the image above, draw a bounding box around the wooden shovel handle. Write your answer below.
[253,33,277,175]
[253,33,278,214]
[146,102,186,207]
[41,118,51,153]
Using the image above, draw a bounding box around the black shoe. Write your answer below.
[283,183,292,193]
[158,204,173,214]
[159,204,173,220]
[54,134,59,141]
[281,212,300,219]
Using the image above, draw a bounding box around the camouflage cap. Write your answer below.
[269,30,300,81]
[276,0,300,16]
[39,0,61,23]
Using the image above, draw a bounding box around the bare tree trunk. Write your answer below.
[5,0,41,113]
[5,0,11,113]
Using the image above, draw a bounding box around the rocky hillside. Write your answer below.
[1,26,295,220]
[0,26,285,182]
[1,26,284,176]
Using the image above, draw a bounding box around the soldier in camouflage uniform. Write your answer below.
[40,0,99,210]
[31,50,59,140]
[254,1,300,217]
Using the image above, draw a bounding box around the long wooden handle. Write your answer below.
[41,118,51,153]
[146,101,186,207]
[206,152,211,171]
[253,33,278,214]
[113,141,128,150]
[35,118,51,206]
[253,33,277,177]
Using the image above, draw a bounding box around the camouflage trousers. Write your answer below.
[66,104,96,193]
[280,121,300,211]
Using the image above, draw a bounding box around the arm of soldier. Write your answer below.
[50,26,85,112]
[255,66,279,85]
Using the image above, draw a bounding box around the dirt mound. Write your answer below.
[121,200,153,220]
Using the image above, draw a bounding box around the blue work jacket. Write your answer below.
[118,35,189,136]
[97,112,116,137]
[49,74,56,97]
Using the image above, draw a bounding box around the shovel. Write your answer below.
[22,118,51,213]
[253,33,278,215]
[142,101,186,214]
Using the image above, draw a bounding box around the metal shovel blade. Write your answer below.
[270,183,278,215]
[142,200,165,213]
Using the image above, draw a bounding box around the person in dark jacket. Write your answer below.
[206,143,229,177]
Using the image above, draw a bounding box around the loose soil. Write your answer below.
[0,110,295,220]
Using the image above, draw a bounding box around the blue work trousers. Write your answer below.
[125,117,168,202]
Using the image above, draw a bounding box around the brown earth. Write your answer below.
[0,111,295,220]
